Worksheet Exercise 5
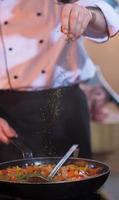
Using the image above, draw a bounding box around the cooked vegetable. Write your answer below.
[0,161,102,183]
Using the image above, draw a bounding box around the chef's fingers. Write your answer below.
[68,6,92,39]
[0,127,10,143]
[61,4,92,40]
[0,118,17,143]
[0,127,17,144]
[61,4,72,35]
[75,8,91,38]
[67,5,79,39]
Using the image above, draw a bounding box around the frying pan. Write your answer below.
[0,157,110,199]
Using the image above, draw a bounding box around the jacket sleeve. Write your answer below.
[75,0,119,42]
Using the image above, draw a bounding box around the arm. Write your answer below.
[85,6,108,38]
[61,1,119,41]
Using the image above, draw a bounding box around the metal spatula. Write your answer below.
[29,144,79,182]
[47,144,79,180]
[11,137,78,182]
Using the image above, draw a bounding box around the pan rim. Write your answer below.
[0,157,110,185]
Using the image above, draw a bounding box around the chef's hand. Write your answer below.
[0,118,17,144]
[61,4,92,40]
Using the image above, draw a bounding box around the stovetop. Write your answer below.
[0,192,109,200]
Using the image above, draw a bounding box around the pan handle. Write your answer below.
[11,137,33,159]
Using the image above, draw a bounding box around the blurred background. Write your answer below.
[81,0,119,199]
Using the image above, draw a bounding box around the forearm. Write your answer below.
[85,7,108,38]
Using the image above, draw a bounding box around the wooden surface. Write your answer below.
[91,122,119,154]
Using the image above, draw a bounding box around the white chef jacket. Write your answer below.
[0,0,119,91]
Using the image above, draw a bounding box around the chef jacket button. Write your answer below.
[13,75,18,79]
[41,70,46,74]
[9,47,13,51]
[39,39,44,44]
[36,12,42,16]
[4,21,9,25]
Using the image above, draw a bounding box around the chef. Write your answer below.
[0,0,119,162]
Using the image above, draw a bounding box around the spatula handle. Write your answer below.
[48,144,79,179]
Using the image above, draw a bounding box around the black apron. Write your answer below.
[0,84,91,162]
